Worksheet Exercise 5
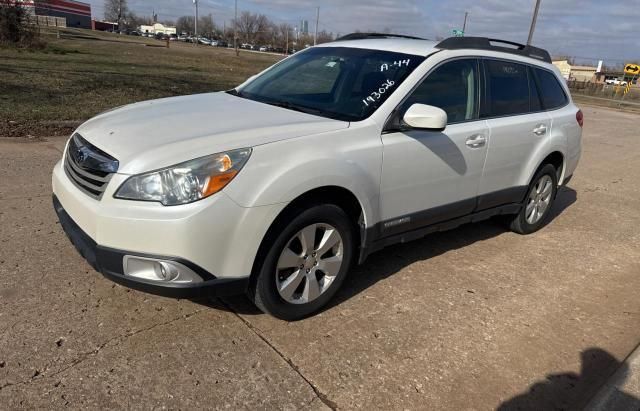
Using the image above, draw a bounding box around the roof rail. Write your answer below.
[436,37,552,63]
[335,33,426,41]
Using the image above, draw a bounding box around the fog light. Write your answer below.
[154,261,179,281]
[123,256,204,283]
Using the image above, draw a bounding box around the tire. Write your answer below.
[509,164,558,235]
[250,204,355,321]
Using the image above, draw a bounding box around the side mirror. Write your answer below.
[402,104,447,131]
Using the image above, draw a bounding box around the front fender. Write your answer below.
[223,126,383,227]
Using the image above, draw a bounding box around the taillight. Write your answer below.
[576,110,584,128]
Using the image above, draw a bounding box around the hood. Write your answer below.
[76,92,349,174]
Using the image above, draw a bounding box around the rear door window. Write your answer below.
[483,60,531,117]
[534,68,568,110]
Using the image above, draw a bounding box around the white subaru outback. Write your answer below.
[52,34,582,320]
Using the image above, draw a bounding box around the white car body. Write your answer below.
[52,35,582,315]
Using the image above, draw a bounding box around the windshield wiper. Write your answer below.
[263,100,339,119]
[226,88,247,98]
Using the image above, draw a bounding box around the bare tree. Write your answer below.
[316,30,334,44]
[234,11,268,44]
[198,13,214,37]
[176,15,194,35]
[0,0,40,46]
[104,0,128,27]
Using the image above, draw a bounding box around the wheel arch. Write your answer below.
[523,149,566,188]
[542,151,565,181]
[248,185,367,291]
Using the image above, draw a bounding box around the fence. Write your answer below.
[567,80,640,103]
[33,15,67,28]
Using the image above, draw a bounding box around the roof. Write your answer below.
[318,38,439,56]
[319,36,553,66]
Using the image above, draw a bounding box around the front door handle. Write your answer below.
[465,134,486,148]
[533,124,548,136]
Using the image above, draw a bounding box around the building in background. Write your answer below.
[570,65,598,82]
[139,23,177,36]
[18,0,92,29]
[300,20,309,35]
[552,60,597,82]
[92,20,118,32]
[553,60,572,80]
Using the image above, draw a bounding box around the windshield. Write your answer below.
[233,47,425,121]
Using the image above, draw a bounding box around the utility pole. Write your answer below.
[234,0,239,56]
[527,0,541,45]
[314,7,319,46]
[285,29,289,55]
[462,11,468,34]
[193,0,198,46]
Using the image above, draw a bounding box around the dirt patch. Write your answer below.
[0,120,79,138]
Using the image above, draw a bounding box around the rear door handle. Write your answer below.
[533,124,548,136]
[465,134,486,148]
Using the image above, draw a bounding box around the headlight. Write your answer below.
[114,148,251,206]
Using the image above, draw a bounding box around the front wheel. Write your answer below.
[509,164,558,234]
[250,204,354,321]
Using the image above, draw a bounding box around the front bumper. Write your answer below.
[53,195,249,298]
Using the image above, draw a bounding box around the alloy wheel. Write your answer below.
[525,174,553,224]
[275,223,344,304]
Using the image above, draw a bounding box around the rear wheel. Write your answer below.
[509,164,558,234]
[251,204,354,320]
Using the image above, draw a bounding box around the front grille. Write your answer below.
[64,133,119,200]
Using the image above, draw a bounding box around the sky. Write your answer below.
[85,0,638,64]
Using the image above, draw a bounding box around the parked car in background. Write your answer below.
[605,78,628,86]
[52,34,582,320]
[129,30,140,36]
[198,37,212,45]
[259,46,268,52]
[211,40,219,47]
[217,40,228,47]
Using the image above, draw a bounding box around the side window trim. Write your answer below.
[527,65,544,113]
[479,59,490,119]
[383,56,483,132]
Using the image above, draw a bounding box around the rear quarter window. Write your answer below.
[534,68,568,110]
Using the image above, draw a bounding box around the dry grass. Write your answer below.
[0,28,281,137]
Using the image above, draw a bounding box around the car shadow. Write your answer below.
[195,186,577,317]
[497,347,640,410]
[406,130,468,175]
